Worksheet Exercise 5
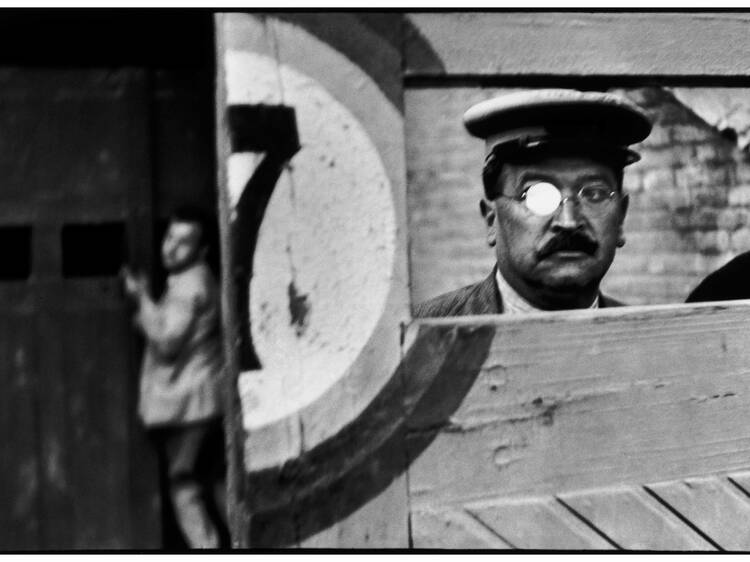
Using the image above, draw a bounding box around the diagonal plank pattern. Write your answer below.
[559,486,712,550]
[648,474,750,550]
[466,496,614,549]
[410,509,513,549]
[413,471,750,550]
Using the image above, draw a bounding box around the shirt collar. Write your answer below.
[495,268,599,314]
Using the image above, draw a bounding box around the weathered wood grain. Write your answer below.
[0,313,39,549]
[217,12,410,547]
[648,475,750,550]
[466,496,614,549]
[405,13,750,77]
[0,69,162,550]
[407,302,750,515]
[559,486,713,550]
[411,508,513,549]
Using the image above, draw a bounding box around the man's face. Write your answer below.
[161,220,205,273]
[482,154,628,309]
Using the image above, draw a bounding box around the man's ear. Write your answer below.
[617,193,629,248]
[480,199,497,247]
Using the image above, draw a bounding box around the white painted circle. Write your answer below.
[232,52,397,428]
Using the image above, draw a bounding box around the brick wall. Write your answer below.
[407,86,750,307]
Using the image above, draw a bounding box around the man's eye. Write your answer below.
[580,185,612,203]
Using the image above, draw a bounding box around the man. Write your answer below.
[415,89,652,317]
[124,206,227,549]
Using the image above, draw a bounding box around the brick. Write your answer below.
[622,169,642,193]
[657,102,692,126]
[646,253,705,275]
[626,230,693,253]
[643,168,674,192]
[695,230,730,255]
[670,207,693,232]
[731,228,750,252]
[717,208,743,231]
[728,185,750,206]
[640,126,672,148]
[690,184,729,207]
[672,146,702,169]
[735,208,750,228]
[734,163,750,184]
[671,124,715,144]
[694,142,734,165]
[688,207,719,231]
[673,164,703,190]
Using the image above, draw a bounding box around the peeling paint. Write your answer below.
[493,444,525,471]
[287,280,310,337]
[670,87,750,151]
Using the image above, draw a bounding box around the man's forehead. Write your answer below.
[168,220,202,237]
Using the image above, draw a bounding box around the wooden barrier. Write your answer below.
[242,300,750,548]
[406,303,750,549]
[215,12,750,549]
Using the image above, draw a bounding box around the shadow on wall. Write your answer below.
[245,324,495,547]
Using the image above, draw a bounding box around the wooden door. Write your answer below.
[0,69,159,550]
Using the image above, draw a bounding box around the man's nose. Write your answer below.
[551,196,583,230]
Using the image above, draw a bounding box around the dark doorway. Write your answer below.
[0,11,217,550]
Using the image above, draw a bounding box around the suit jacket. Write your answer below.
[686,250,750,303]
[414,270,624,318]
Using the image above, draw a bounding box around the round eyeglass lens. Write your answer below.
[524,182,562,216]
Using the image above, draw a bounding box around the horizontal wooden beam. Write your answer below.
[407,301,750,507]
[405,13,750,78]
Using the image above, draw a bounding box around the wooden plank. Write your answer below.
[411,508,513,549]
[218,12,411,548]
[64,309,133,548]
[559,486,713,550]
[406,302,750,510]
[405,13,750,77]
[121,68,162,550]
[299,472,410,548]
[152,67,216,220]
[34,305,74,548]
[0,313,39,549]
[648,475,750,550]
[465,496,614,549]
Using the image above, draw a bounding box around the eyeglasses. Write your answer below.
[501,181,618,217]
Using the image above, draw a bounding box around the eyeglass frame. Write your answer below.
[496,179,622,217]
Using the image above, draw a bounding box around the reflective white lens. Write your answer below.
[523,182,562,216]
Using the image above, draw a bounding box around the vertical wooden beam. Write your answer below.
[214,12,251,548]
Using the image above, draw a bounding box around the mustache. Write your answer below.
[538,230,599,258]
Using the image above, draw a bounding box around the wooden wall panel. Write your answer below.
[0,69,161,550]
[405,13,750,77]
[216,12,410,547]
[0,311,39,549]
[405,302,750,548]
